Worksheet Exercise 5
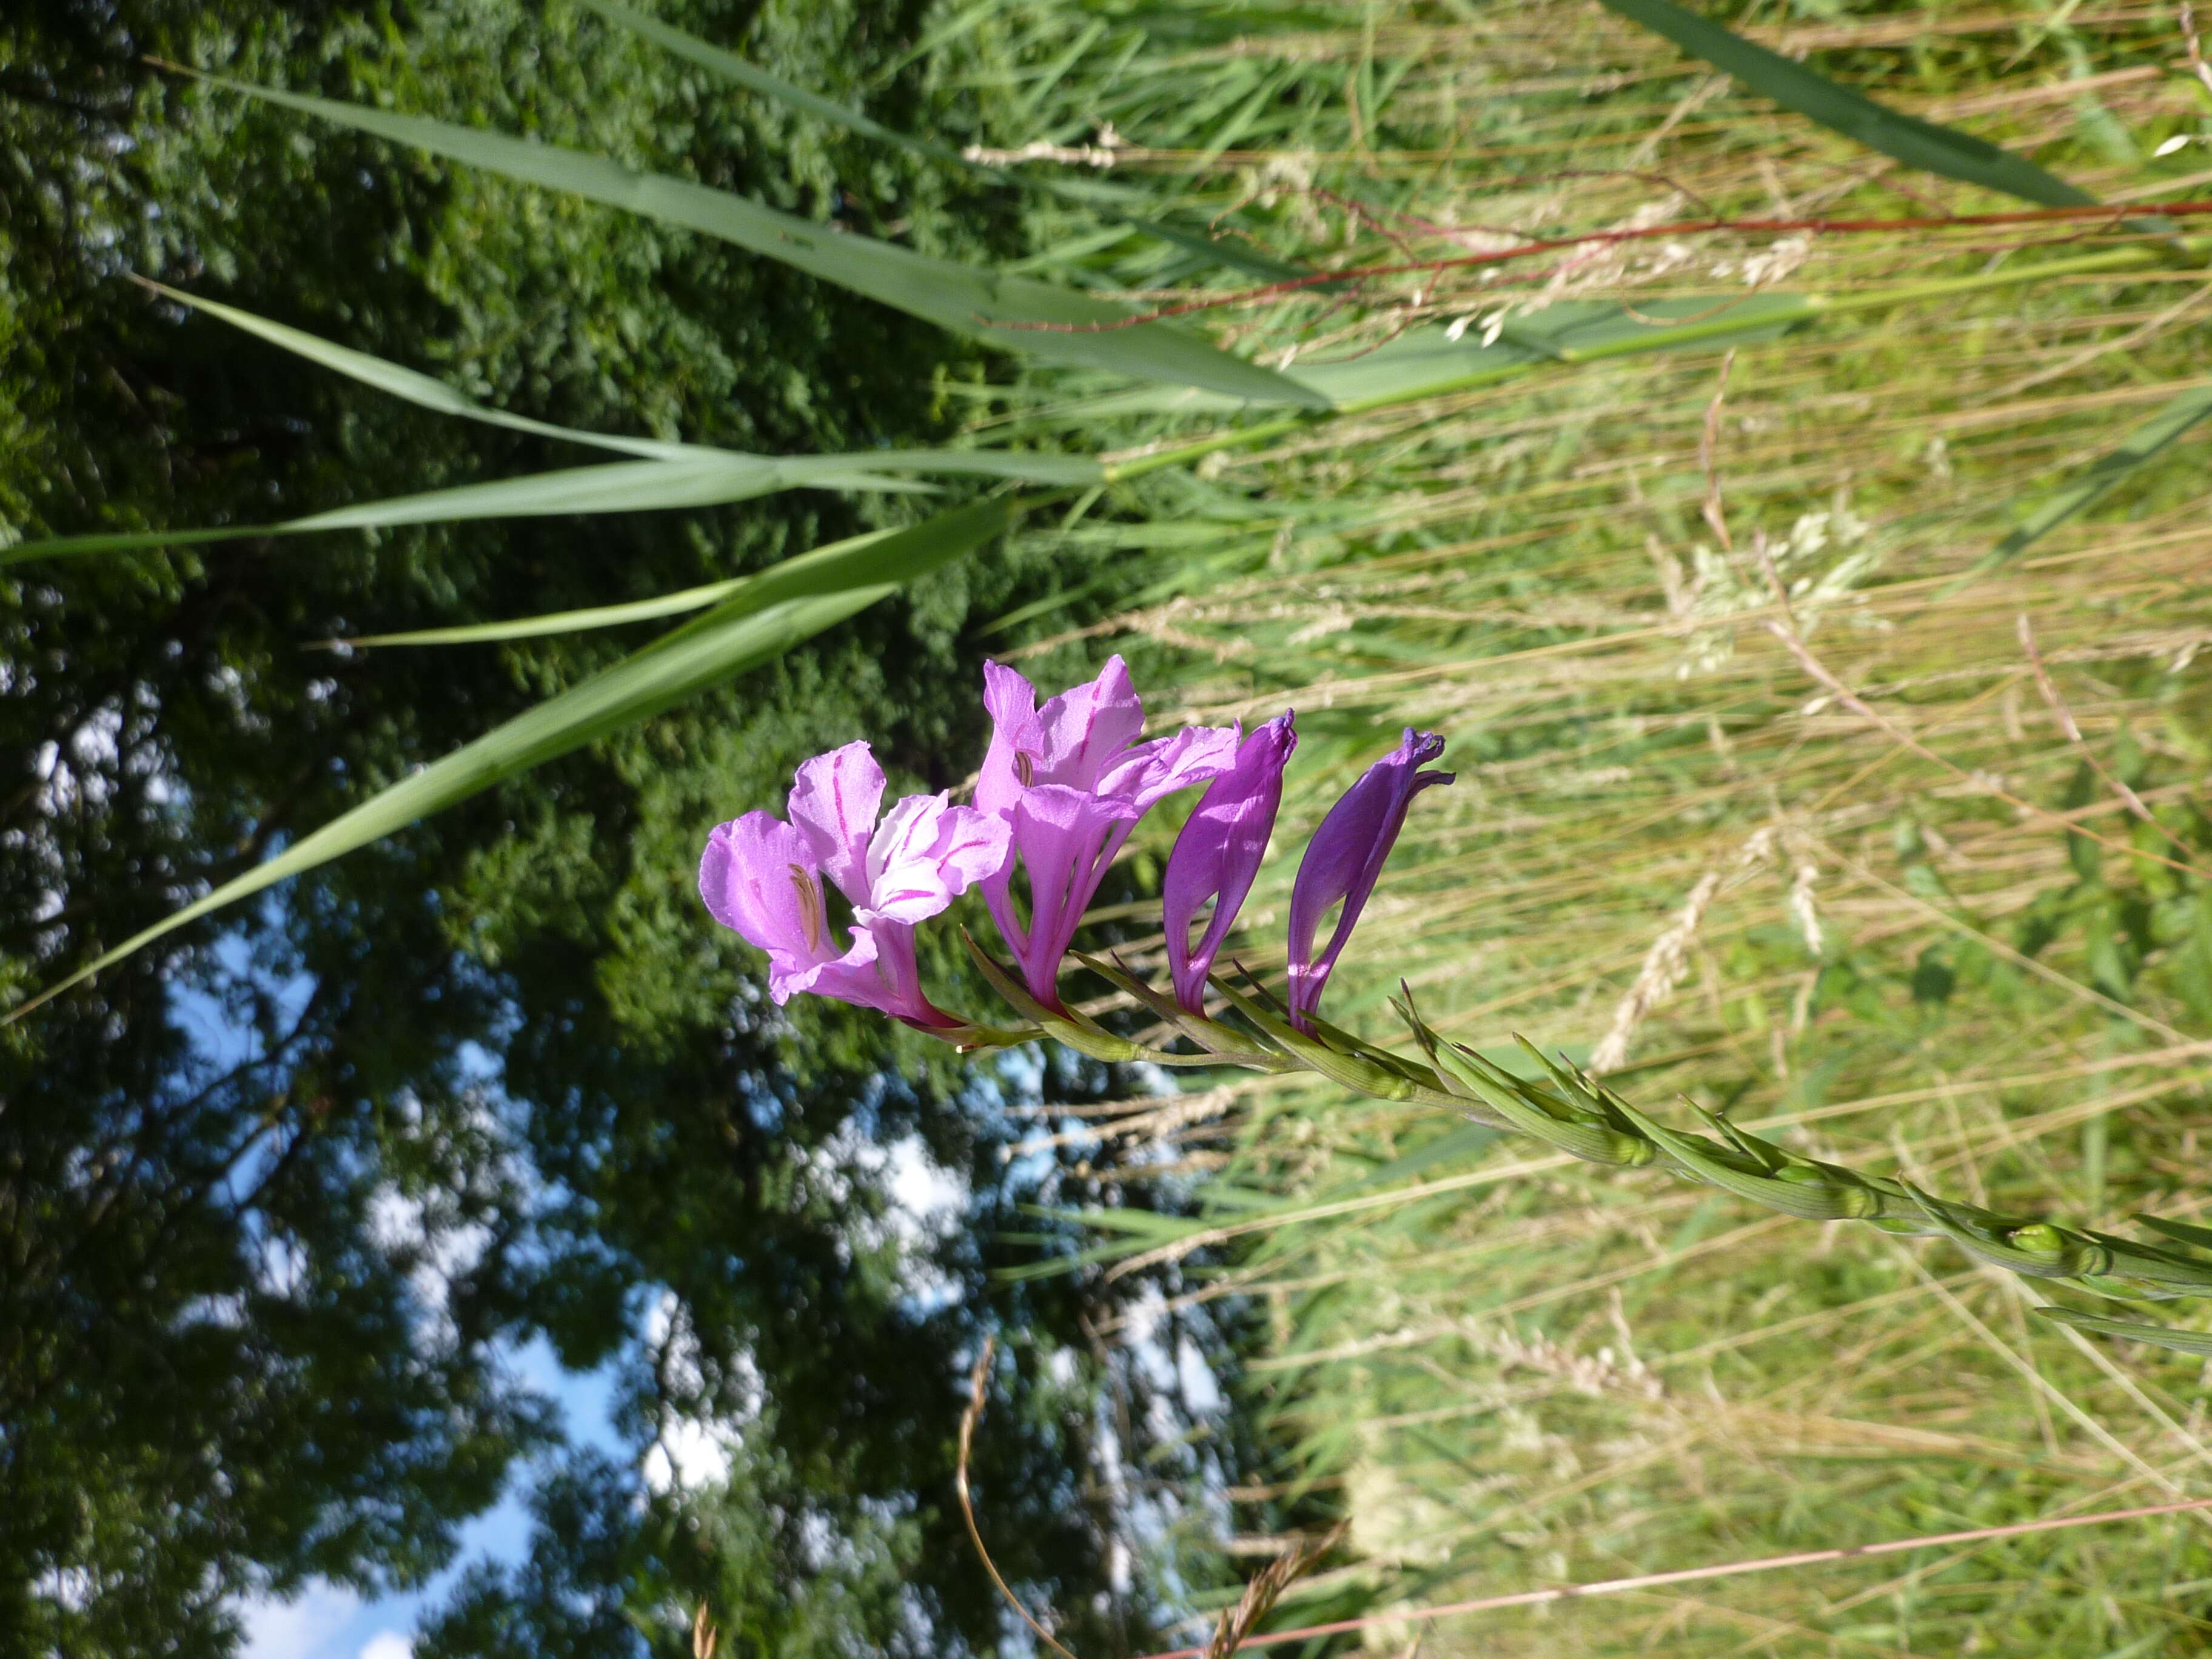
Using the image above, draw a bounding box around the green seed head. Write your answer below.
[2009,1223,2069,1257]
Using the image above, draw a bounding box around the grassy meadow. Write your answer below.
[959,0,2212,1651]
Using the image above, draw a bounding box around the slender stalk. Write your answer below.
[951,953,2212,1312]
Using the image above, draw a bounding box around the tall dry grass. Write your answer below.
[974,0,2212,1648]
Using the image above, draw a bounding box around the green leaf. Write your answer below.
[5,292,1105,568]
[575,0,1315,283]
[195,73,1330,409]
[1086,295,1818,416]
[138,280,702,459]
[1978,380,2212,571]
[340,579,748,646]
[2033,1305,2212,1356]
[0,457,923,566]
[147,282,1105,486]
[1597,0,2097,209]
[5,497,1019,1021]
[338,534,914,646]
[283,456,934,529]
[2137,1215,2212,1253]
[580,0,967,164]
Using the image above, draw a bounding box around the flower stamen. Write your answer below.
[789,863,827,954]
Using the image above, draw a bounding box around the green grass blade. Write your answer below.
[1978,379,2212,571]
[143,284,1104,486]
[5,498,1019,1022]
[1598,0,2097,209]
[282,457,928,532]
[2033,1305,2212,1356]
[579,0,968,164]
[198,74,1330,408]
[1090,295,1816,420]
[2,452,1090,567]
[139,280,700,460]
[340,528,907,645]
[848,451,1101,484]
[575,0,1314,284]
[0,459,921,566]
[341,580,750,647]
[0,526,251,563]
[2137,1215,2212,1252]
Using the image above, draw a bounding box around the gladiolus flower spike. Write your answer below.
[694,682,2212,1344]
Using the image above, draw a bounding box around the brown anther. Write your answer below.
[788,863,827,954]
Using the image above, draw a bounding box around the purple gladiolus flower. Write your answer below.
[1285,729,1453,1030]
[699,741,1010,1029]
[1162,711,1298,1013]
[977,655,1239,1004]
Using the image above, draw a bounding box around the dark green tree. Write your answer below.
[0,3,1257,1654]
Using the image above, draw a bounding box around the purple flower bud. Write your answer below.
[1163,712,1298,1013]
[700,742,1009,1030]
[976,655,1239,1004]
[1285,729,1453,1030]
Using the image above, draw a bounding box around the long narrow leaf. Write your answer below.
[575,0,1314,283]
[0,457,922,566]
[340,579,751,647]
[6,497,1019,1020]
[155,283,1104,483]
[2034,1305,2212,1356]
[1598,0,2097,209]
[581,0,966,164]
[1978,379,2212,571]
[195,74,1330,409]
[140,280,699,460]
[150,284,1105,486]
[1085,294,1817,415]
[283,457,931,531]
[4,437,1093,569]
[338,528,894,645]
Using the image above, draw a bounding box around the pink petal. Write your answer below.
[786,742,885,904]
[700,813,825,960]
[1102,722,1241,813]
[768,931,885,1008]
[862,793,1012,925]
[1164,712,1296,1012]
[1286,729,1453,1028]
[1004,783,1137,998]
[1033,654,1147,788]
[977,662,1045,821]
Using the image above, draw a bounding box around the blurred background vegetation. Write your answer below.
[6,0,2212,1655]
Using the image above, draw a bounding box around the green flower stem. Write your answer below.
[948,962,2212,1321]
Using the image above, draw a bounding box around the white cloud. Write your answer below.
[883,1135,965,1230]
[358,1632,414,1659]
[240,1583,364,1659]
[642,1416,733,1494]
[638,1293,743,1495]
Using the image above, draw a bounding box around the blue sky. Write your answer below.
[187,929,1013,1657]
[174,937,632,1659]
[240,1339,624,1659]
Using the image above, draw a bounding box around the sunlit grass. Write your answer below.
[976,0,2212,1648]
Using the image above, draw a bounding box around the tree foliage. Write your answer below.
[0,3,1246,1652]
